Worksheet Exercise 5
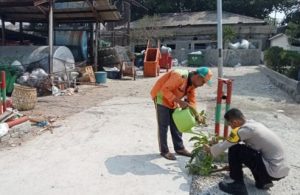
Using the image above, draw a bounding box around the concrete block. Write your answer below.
[260,65,300,103]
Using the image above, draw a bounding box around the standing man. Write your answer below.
[205,108,289,195]
[151,67,213,160]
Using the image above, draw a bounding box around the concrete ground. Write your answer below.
[0,97,193,195]
[0,66,299,195]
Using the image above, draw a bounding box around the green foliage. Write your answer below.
[223,26,236,44]
[264,47,300,80]
[131,0,288,20]
[130,14,173,43]
[286,22,300,46]
[186,132,223,176]
[264,46,286,73]
[285,51,300,80]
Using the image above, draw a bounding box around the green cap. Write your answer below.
[196,67,213,86]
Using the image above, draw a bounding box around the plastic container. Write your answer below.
[172,108,197,133]
[144,61,159,77]
[188,52,204,67]
[95,72,107,84]
[159,53,172,71]
[144,48,160,77]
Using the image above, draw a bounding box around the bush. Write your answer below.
[286,51,300,80]
[265,47,300,80]
[264,46,286,73]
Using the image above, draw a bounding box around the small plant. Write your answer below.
[186,132,223,176]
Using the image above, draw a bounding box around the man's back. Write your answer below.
[241,120,289,178]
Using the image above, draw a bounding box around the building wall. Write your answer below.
[270,34,300,52]
[131,23,273,59]
[270,35,290,50]
[201,49,261,66]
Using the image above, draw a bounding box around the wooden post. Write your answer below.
[94,22,99,71]
[1,17,5,46]
[89,23,94,65]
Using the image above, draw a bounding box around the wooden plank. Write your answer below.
[80,66,96,83]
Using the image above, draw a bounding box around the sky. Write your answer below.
[269,11,286,23]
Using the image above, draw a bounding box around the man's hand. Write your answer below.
[209,137,218,146]
[203,144,211,155]
[175,98,189,109]
[196,115,206,125]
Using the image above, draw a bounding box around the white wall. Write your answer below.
[270,34,290,50]
[270,34,300,52]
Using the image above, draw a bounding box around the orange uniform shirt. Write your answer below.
[150,69,197,109]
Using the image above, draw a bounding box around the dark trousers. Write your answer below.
[229,144,281,187]
[155,104,184,154]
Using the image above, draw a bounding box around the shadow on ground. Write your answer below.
[105,153,191,192]
[105,154,169,175]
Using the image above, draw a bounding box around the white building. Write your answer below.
[269,33,300,52]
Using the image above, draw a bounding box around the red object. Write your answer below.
[5,98,13,108]
[7,116,29,128]
[159,53,173,71]
[0,71,6,114]
[215,79,223,136]
[223,80,233,137]
[215,78,233,138]
[144,40,161,77]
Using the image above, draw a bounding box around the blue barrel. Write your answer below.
[95,71,107,84]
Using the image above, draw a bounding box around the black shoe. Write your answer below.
[255,182,274,190]
[219,180,248,195]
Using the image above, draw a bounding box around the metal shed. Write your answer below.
[0,0,121,72]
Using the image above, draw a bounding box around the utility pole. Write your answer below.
[1,17,5,46]
[124,1,131,46]
[49,0,54,74]
[217,0,223,78]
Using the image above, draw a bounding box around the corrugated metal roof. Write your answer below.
[269,33,284,40]
[127,11,266,29]
[0,0,121,23]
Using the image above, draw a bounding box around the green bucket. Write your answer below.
[172,108,197,133]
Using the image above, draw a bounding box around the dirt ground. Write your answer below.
[23,66,300,122]
[22,73,155,120]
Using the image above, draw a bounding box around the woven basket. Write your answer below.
[12,84,37,111]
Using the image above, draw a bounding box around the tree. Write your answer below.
[131,0,289,21]
[223,26,236,44]
[282,1,300,46]
[130,15,173,43]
